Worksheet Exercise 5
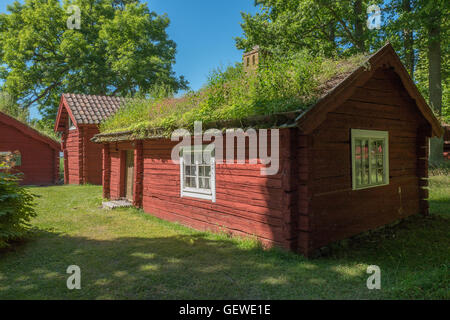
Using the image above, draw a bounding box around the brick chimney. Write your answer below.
[243,45,260,72]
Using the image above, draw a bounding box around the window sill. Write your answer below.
[352,182,389,191]
[181,190,215,202]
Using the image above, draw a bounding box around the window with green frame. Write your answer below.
[351,129,389,190]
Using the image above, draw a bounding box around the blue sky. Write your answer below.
[0,0,260,119]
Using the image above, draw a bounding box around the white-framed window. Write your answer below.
[180,146,216,202]
[68,116,76,130]
[351,129,389,190]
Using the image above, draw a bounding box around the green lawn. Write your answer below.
[0,176,448,300]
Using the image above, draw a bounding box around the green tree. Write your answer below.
[0,92,29,122]
[0,153,37,248]
[236,0,385,57]
[416,0,448,164]
[0,0,187,122]
[239,0,449,164]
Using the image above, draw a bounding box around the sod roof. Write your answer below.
[91,43,442,143]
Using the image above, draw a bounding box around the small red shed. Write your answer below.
[54,94,127,185]
[0,112,60,185]
[92,44,443,257]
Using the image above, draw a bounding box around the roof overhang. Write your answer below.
[54,95,78,132]
[295,43,443,138]
[0,112,61,150]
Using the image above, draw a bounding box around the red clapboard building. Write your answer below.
[92,44,443,257]
[0,111,60,185]
[54,94,127,185]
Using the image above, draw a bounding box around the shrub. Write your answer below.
[0,154,36,248]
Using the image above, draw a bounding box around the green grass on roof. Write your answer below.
[100,51,368,137]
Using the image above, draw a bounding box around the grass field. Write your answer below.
[0,176,448,300]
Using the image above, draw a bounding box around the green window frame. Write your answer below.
[351,129,389,190]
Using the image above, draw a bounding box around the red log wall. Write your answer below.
[100,69,432,256]
[62,125,102,185]
[104,130,298,249]
[306,67,430,251]
[0,121,59,185]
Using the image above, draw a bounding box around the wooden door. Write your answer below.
[124,150,134,201]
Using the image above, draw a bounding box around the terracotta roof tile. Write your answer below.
[63,93,129,125]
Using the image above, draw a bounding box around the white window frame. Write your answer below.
[68,116,76,130]
[351,129,389,190]
[180,146,216,202]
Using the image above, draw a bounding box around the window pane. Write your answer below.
[181,147,214,196]
[199,178,210,190]
[355,140,361,186]
[186,177,196,188]
[203,178,210,189]
[362,139,369,185]
[377,168,384,183]
[352,131,388,189]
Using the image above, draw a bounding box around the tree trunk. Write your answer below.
[354,0,365,52]
[328,20,336,55]
[402,0,414,78]
[428,10,443,165]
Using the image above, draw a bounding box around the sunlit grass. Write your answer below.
[0,176,448,300]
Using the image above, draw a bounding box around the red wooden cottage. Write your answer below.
[54,94,128,185]
[0,112,60,185]
[92,44,442,257]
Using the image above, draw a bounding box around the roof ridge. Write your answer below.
[0,111,60,149]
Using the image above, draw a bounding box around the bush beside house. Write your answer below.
[0,154,36,248]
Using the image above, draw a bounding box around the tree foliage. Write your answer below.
[0,0,188,122]
[237,0,449,123]
[236,0,385,57]
[0,154,37,249]
[0,91,29,122]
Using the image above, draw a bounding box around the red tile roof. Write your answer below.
[62,93,129,125]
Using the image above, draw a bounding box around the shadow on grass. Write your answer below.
[0,213,448,300]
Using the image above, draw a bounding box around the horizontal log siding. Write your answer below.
[83,126,103,185]
[296,134,313,256]
[63,128,81,184]
[106,129,297,248]
[62,125,102,185]
[309,67,431,250]
[0,120,58,185]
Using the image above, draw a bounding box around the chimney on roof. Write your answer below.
[243,45,260,72]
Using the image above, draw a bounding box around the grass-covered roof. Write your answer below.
[97,50,368,141]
